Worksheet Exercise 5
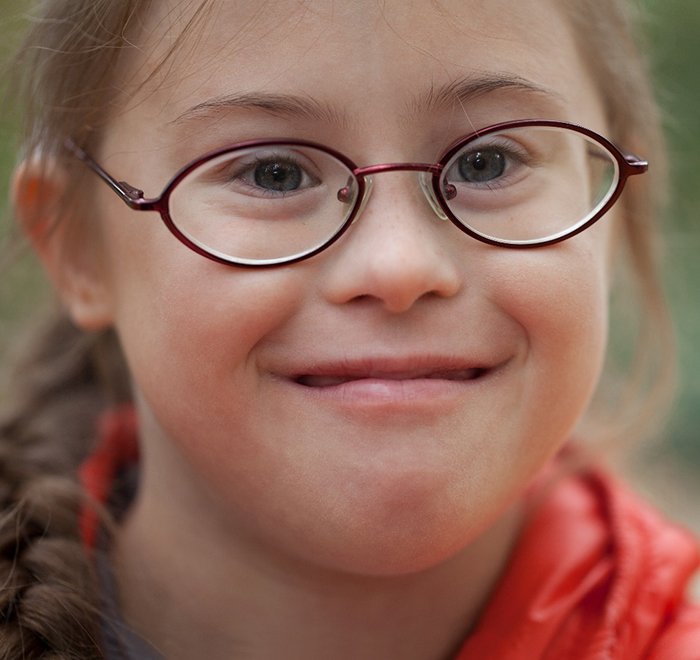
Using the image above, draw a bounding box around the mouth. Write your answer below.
[295,367,487,388]
[281,356,505,412]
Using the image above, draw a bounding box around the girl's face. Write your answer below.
[87,0,614,574]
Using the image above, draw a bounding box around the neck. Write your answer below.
[112,485,522,660]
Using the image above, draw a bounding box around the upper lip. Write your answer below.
[285,355,499,385]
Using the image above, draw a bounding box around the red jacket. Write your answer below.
[82,408,700,659]
[457,467,700,658]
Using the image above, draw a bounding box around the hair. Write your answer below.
[560,1,675,449]
[0,0,672,656]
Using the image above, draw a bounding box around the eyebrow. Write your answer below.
[171,92,349,127]
[415,73,566,114]
[170,74,565,128]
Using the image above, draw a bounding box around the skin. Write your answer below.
[17,0,620,657]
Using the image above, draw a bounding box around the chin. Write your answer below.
[280,481,511,579]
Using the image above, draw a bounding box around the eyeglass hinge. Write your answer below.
[118,182,145,201]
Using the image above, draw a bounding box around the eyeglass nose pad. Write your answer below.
[355,175,374,221]
[418,172,449,221]
[337,176,373,223]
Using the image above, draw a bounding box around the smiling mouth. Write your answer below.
[295,368,487,388]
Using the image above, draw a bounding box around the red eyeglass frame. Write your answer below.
[66,119,648,268]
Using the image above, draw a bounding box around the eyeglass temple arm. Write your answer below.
[64,139,159,210]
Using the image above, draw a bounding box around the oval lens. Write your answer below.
[440,126,619,244]
[168,144,359,264]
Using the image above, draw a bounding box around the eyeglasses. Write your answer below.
[67,119,647,267]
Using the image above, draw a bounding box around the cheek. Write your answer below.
[491,234,610,438]
[123,269,304,386]
[99,206,311,425]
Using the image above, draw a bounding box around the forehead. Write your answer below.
[113,0,602,160]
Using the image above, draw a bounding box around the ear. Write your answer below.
[12,158,115,331]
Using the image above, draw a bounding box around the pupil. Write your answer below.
[255,161,302,191]
[458,150,505,183]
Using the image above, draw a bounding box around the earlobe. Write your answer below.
[12,159,115,331]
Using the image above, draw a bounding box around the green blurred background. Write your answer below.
[645,0,700,467]
[0,2,698,495]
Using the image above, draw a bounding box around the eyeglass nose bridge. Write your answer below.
[346,162,450,224]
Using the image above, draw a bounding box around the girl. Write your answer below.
[2,0,699,658]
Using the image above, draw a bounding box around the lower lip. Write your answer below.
[288,373,493,412]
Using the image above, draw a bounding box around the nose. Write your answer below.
[320,172,463,314]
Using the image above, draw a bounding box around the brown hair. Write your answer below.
[1,1,194,655]
[0,0,672,655]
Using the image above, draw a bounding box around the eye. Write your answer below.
[443,132,542,199]
[455,149,506,183]
[218,149,322,197]
[252,159,305,192]
[445,138,531,188]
